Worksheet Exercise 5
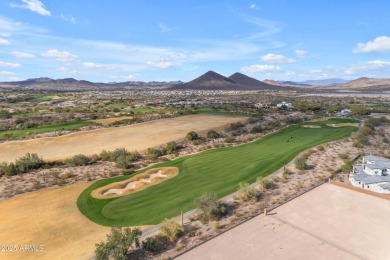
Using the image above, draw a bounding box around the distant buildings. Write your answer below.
[254,103,271,109]
[349,155,390,194]
[276,101,293,109]
[336,109,351,116]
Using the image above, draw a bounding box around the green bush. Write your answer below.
[295,157,308,170]
[95,227,141,260]
[207,130,220,139]
[195,192,227,223]
[159,218,184,243]
[147,148,162,160]
[65,154,90,166]
[142,237,159,254]
[186,131,199,141]
[237,182,258,201]
[164,141,178,154]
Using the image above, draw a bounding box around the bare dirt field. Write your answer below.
[0,182,112,260]
[177,184,390,260]
[0,114,246,162]
[89,116,133,125]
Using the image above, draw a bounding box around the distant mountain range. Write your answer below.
[0,77,181,89]
[1,73,390,92]
[325,77,390,91]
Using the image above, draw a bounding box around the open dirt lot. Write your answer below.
[0,182,112,260]
[0,114,246,162]
[177,184,390,260]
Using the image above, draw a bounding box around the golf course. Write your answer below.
[77,118,358,226]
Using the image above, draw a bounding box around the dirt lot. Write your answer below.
[0,114,246,162]
[178,184,390,260]
[0,182,112,260]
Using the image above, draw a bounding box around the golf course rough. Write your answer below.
[77,118,358,226]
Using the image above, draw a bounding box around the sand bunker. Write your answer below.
[327,123,358,127]
[302,125,322,128]
[92,167,179,199]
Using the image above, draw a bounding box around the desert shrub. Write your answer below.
[207,129,220,139]
[295,157,308,170]
[142,237,159,254]
[228,122,244,131]
[256,176,270,190]
[250,125,264,133]
[164,141,178,154]
[339,153,349,160]
[159,218,184,243]
[14,153,44,173]
[147,148,162,160]
[193,138,206,145]
[65,154,90,166]
[95,227,141,260]
[341,160,354,172]
[115,155,132,169]
[1,153,45,176]
[224,136,236,143]
[100,150,112,161]
[317,145,325,151]
[111,148,130,161]
[186,131,199,141]
[195,192,227,223]
[237,182,258,201]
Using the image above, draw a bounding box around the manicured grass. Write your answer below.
[77,118,358,227]
[32,96,53,103]
[0,121,97,140]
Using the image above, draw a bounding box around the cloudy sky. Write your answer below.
[1,0,390,82]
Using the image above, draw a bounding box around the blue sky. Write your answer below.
[1,0,390,82]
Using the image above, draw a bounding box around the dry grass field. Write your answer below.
[178,184,390,260]
[0,182,113,260]
[0,114,246,162]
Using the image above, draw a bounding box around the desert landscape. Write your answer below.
[0,114,247,162]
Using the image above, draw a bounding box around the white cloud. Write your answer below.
[241,64,281,73]
[110,74,140,80]
[0,61,21,68]
[42,49,77,62]
[353,36,390,53]
[158,23,171,33]
[367,60,390,67]
[12,51,35,59]
[82,62,108,69]
[10,0,51,16]
[250,4,260,10]
[59,14,76,24]
[146,60,174,69]
[261,53,294,64]
[0,71,15,75]
[57,67,77,74]
[295,49,307,58]
[0,38,10,45]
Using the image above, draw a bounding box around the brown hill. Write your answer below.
[228,73,277,89]
[170,71,296,91]
[170,71,239,90]
[326,77,390,91]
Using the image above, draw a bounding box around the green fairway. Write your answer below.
[77,118,358,227]
[0,121,97,140]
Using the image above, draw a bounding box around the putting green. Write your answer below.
[77,118,358,226]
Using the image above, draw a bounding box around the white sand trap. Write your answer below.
[327,123,358,127]
[302,125,321,128]
[93,167,178,198]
